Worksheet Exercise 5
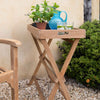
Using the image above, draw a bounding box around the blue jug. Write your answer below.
[49,11,67,30]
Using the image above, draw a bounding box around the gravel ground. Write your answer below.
[0,77,100,100]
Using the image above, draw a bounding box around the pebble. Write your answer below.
[98,92,100,99]
[0,78,99,100]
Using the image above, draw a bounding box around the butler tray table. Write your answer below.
[27,24,86,100]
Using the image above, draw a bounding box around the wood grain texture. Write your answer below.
[40,39,71,100]
[61,39,80,76]
[11,46,19,100]
[0,39,21,100]
[0,39,21,47]
[28,25,86,100]
[28,37,52,86]
[27,24,86,39]
[0,70,13,83]
[34,76,45,100]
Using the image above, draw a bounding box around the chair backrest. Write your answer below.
[0,39,21,100]
[0,39,21,71]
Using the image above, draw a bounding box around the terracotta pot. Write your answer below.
[36,22,47,29]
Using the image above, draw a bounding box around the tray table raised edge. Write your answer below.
[27,24,86,39]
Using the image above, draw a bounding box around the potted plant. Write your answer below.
[28,0,59,29]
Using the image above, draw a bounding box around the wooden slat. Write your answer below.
[0,67,8,72]
[44,57,52,68]
[0,39,21,47]
[11,46,19,100]
[40,29,86,39]
[27,24,86,39]
[28,38,52,85]
[61,39,79,76]
[42,60,58,83]
[48,83,59,100]
[40,39,71,100]
[28,60,41,85]
[28,25,40,39]
[34,77,45,100]
[0,70,13,83]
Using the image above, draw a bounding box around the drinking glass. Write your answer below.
[57,22,67,30]
[66,22,74,30]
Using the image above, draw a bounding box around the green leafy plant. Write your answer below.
[29,0,59,23]
[57,20,100,89]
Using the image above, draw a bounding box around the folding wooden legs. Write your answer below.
[41,39,79,100]
[40,39,71,100]
[28,37,53,86]
[29,35,79,100]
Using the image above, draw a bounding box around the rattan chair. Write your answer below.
[0,39,21,100]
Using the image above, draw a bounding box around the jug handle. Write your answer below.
[60,11,67,22]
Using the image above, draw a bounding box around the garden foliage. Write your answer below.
[57,20,100,89]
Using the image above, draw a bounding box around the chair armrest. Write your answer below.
[0,39,21,47]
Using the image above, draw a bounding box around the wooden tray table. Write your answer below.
[27,24,86,100]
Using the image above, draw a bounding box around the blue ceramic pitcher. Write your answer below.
[49,11,67,30]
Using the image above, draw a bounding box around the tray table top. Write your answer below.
[27,24,86,39]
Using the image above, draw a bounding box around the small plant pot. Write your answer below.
[36,22,47,29]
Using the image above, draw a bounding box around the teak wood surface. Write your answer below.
[27,24,85,39]
[27,25,86,100]
[0,39,21,100]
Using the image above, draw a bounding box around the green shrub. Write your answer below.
[57,20,100,89]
